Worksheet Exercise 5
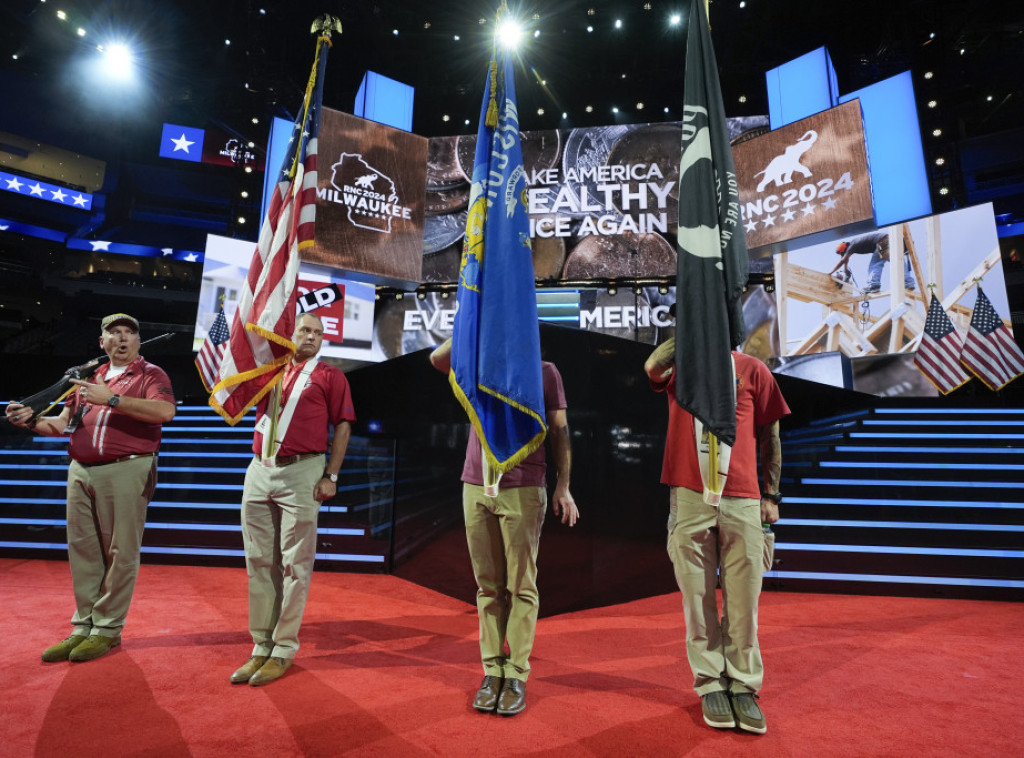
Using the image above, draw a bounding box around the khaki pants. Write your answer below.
[66,456,156,637]
[463,483,546,682]
[241,454,323,660]
[667,486,765,696]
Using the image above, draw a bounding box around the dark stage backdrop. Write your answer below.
[345,323,878,616]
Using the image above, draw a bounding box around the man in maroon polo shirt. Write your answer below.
[229,312,356,686]
[6,313,176,662]
[430,338,579,717]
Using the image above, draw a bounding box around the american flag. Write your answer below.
[207,35,331,425]
[195,307,229,393]
[914,294,972,394]
[960,286,1024,391]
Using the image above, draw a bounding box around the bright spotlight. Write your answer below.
[669,13,682,25]
[497,19,523,49]
[101,43,134,80]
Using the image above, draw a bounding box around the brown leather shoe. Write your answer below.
[248,656,292,686]
[496,678,526,716]
[68,634,120,662]
[41,635,88,662]
[472,675,503,712]
[230,655,269,684]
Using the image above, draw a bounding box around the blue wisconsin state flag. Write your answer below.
[450,43,546,485]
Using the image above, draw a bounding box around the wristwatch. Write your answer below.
[763,491,782,505]
[325,472,338,483]
[107,394,121,408]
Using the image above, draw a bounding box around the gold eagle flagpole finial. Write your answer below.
[310,14,342,41]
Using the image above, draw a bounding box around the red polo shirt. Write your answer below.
[462,361,566,489]
[252,360,356,457]
[654,351,789,499]
[66,356,175,464]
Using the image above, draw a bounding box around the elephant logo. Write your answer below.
[353,173,378,189]
[754,130,818,192]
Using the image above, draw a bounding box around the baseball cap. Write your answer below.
[101,313,140,332]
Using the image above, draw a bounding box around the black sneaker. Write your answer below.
[701,690,735,729]
[862,283,880,293]
[730,692,767,734]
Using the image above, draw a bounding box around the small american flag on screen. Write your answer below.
[960,286,1024,391]
[195,307,229,393]
[914,294,972,394]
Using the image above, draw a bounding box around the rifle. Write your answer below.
[16,333,174,422]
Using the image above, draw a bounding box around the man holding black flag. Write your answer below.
[645,335,788,734]
[5,313,175,662]
[657,0,789,734]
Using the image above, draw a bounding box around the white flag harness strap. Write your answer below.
[693,355,736,506]
[258,357,318,466]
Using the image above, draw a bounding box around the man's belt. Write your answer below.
[77,452,157,468]
[254,452,321,467]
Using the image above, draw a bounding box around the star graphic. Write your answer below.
[51,188,67,202]
[29,183,45,196]
[171,133,195,153]
[745,219,757,233]
[72,194,88,207]
[184,252,199,262]
[161,248,174,256]
[781,208,796,222]
[801,203,816,216]
[763,214,776,227]
[822,196,838,211]
[6,177,24,192]
[90,240,112,251]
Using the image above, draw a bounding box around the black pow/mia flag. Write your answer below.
[675,0,750,447]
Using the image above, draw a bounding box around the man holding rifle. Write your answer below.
[5,313,176,662]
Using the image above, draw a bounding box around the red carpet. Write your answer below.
[2,558,1020,757]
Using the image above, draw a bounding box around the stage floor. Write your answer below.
[3,558,1020,757]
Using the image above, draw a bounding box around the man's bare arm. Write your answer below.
[757,419,782,523]
[644,336,675,384]
[547,408,578,527]
[429,338,452,374]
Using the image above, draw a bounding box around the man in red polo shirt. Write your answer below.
[230,312,356,686]
[6,313,176,662]
[645,337,789,735]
